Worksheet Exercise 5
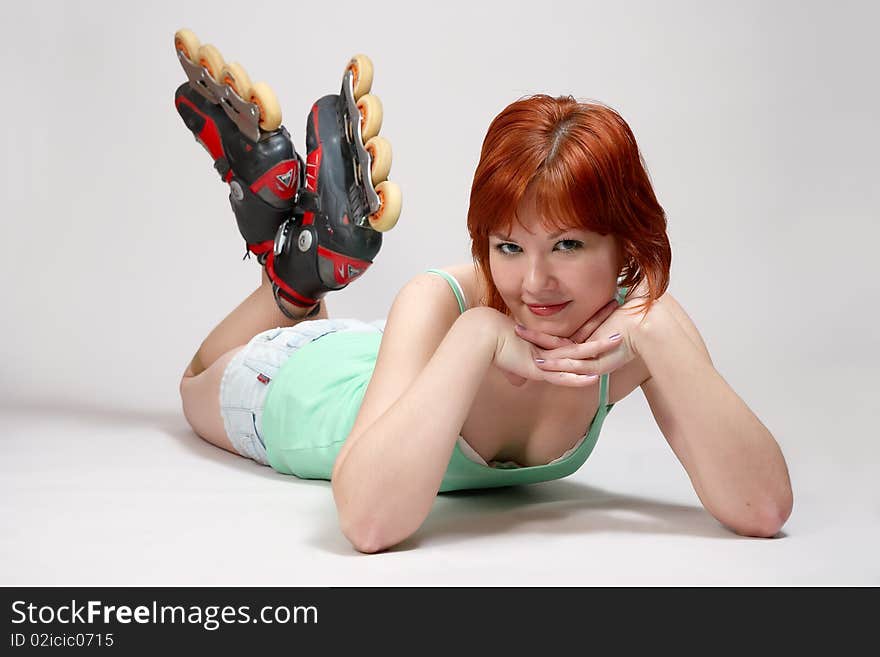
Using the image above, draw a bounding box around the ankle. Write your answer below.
[271,287,321,320]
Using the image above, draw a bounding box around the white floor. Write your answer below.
[2,0,877,589]
[3,381,877,587]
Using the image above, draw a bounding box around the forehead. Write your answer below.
[490,223,577,239]
[488,183,588,239]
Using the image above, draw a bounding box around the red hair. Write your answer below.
[467,95,671,317]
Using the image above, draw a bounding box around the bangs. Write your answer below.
[525,149,609,235]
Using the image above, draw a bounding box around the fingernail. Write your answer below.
[608,333,622,342]
[515,324,526,331]
[535,358,545,364]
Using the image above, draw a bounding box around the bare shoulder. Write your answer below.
[430,261,486,311]
[334,269,465,476]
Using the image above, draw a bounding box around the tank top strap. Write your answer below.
[425,269,468,315]
[603,285,630,413]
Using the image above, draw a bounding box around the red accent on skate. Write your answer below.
[317,245,372,286]
[302,104,323,227]
[264,252,318,307]
[250,159,299,200]
[249,240,273,256]
[257,373,271,384]
[224,169,233,183]
[176,95,225,161]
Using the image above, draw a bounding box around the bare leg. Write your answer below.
[183,268,328,378]
[179,268,329,453]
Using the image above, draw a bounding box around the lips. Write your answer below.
[526,301,570,316]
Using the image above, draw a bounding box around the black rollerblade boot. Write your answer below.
[265,55,402,317]
[173,29,302,264]
[172,30,401,319]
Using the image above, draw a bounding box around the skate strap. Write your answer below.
[296,190,322,214]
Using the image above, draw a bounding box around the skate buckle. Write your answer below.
[340,70,381,225]
[176,50,262,143]
[274,220,292,256]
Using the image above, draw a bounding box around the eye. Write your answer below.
[557,239,583,252]
[495,243,521,255]
[494,240,584,256]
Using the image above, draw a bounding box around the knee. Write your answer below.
[183,349,207,378]
[178,376,196,431]
[314,298,329,320]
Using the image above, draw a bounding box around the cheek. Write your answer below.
[488,255,509,287]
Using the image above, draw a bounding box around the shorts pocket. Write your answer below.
[242,355,280,383]
[251,411,265,447]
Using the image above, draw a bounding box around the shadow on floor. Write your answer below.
[1,398,183,429]
[314,479,746,555]
[0,399,288,479]
[1,400,757,550]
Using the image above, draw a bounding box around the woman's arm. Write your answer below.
[634,299,793,537]
[332,307,499,553]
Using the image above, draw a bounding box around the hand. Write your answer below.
[492,297,620,388]
[512,285,650,387]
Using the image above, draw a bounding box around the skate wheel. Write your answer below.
[356,94,383,142]
[250,81,282,132]
[174,28,200,62]
[198,44,226,82]
[364,135,392,185]
[368,180,401,232]
[346,54,374,100]
[221,62,253,100]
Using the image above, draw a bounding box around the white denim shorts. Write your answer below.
[219,318,386,465]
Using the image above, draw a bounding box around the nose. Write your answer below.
[522,256,558,298]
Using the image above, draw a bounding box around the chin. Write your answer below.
[516,309,575,334]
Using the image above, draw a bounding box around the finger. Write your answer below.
[536,355,598,377]
[513,325,573,350]
[540,371,600,388]
[571,299,618,344]
[541,333,623,361]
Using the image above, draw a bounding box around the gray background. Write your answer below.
[1,0,877,585]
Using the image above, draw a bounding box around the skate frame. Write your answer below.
[177,49,263,143]
[340,69,382,224]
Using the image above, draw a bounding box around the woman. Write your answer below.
[175,46,793,554]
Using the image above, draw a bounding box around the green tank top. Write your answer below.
[428,269,627,492]
[260,269,627,492]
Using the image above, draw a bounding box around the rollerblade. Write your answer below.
[173,28,302,264]
[172,29,402,319]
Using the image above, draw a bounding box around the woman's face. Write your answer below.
[488,187,622,338]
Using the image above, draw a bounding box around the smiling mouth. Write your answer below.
[525,301,570,316]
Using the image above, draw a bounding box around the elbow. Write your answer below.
[337,512,409,554]
[343,524,397,554]
[756,477,794,538]
[730,491,793,539]
[332,481,413,555]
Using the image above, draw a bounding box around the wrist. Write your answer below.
[457,306,510,360]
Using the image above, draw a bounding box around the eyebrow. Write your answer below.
[490,229,572,241]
